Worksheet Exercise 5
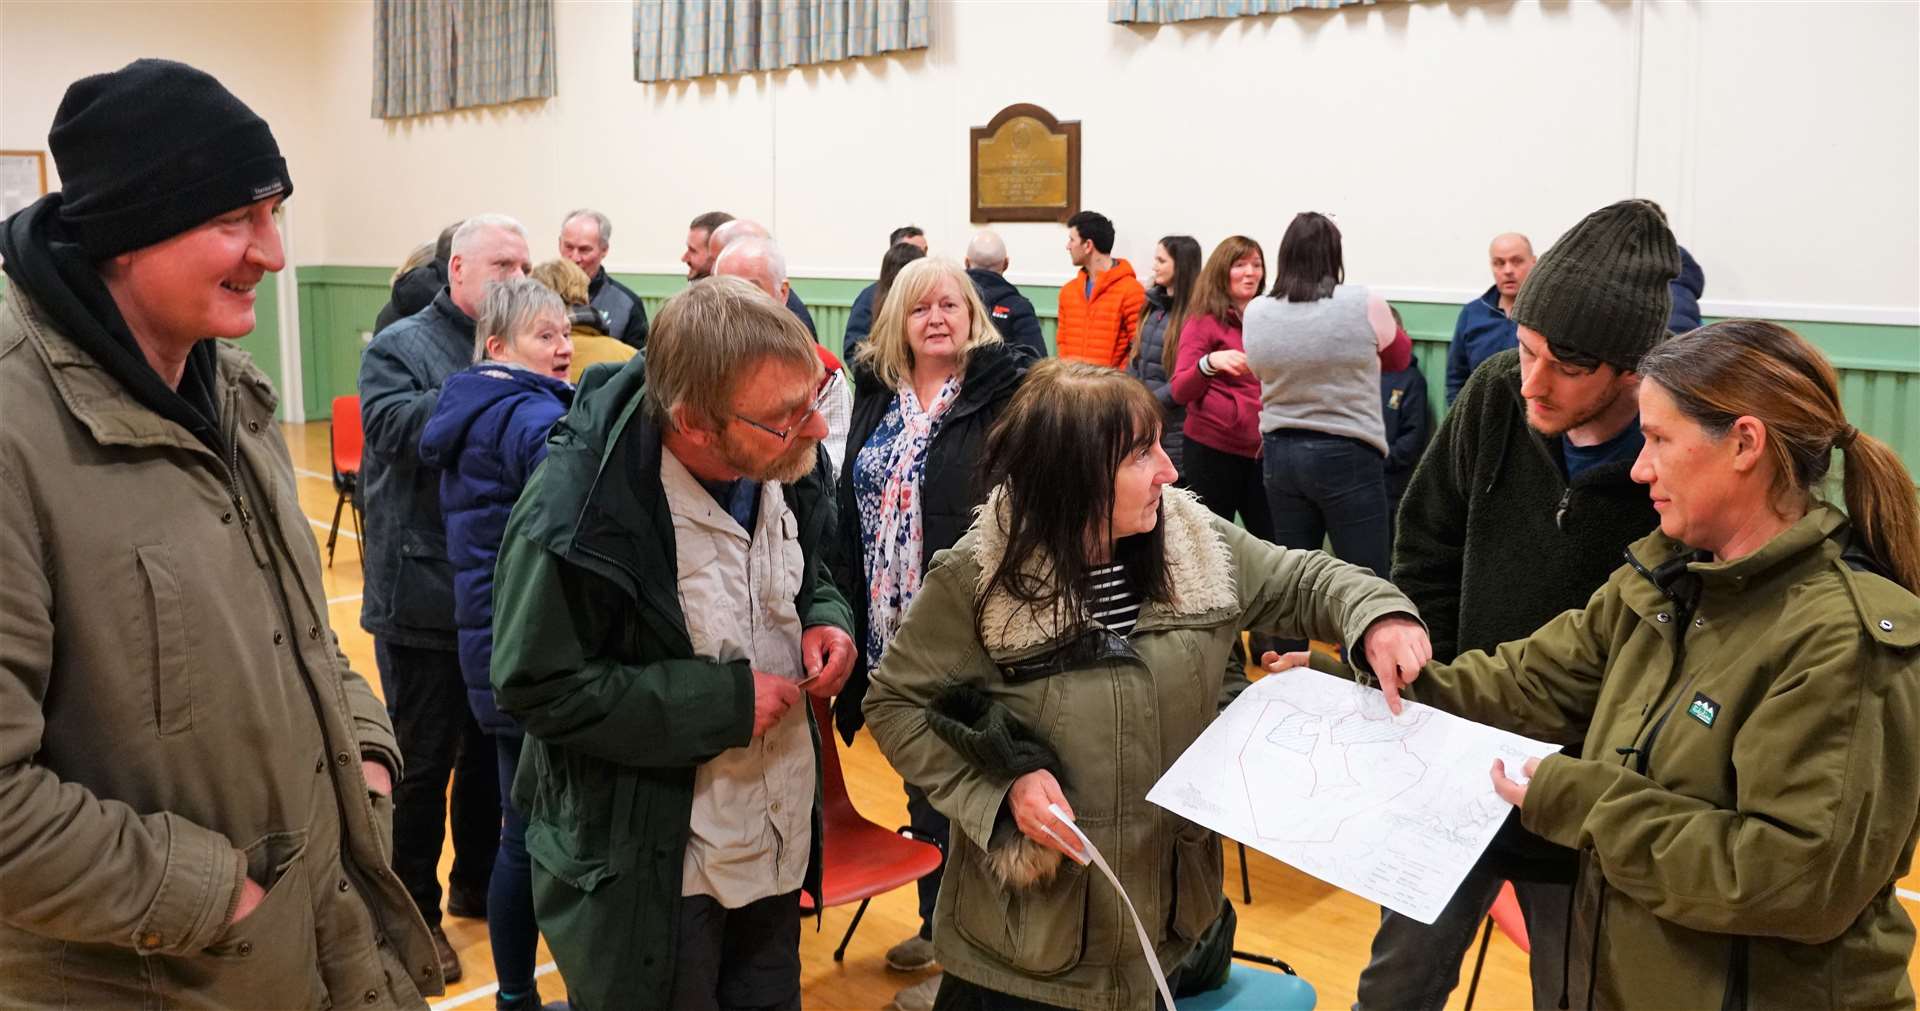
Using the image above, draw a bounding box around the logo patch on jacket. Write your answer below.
[992,305,1011,320]
[1388,389,1405,409]
[1688,692,1720,728]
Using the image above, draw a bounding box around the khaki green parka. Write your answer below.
[0,280,439,1008]
[865,486,1419,1011]
[1409,505,1920,1010]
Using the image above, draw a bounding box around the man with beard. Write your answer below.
[1354,199,1675,1010]
[489,275,856,1011]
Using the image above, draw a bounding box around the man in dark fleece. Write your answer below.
[1355,199,1675,1011]
[962,228,1048,358]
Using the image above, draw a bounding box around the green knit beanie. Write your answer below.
[1512,199,1681,373]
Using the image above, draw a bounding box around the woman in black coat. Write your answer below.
[829,257,1033,1003]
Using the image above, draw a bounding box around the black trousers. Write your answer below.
[1181,438,1281,661]
[668,891,803,1011]
[375,638,499,928]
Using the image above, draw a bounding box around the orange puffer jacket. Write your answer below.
[1056,259,1146,367]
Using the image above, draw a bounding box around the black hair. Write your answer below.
[1066,210,1115,255]
[888,225,925,246]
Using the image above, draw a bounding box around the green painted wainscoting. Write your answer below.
[298,268,1915,480]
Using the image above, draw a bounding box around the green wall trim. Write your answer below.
[295,267,1917,478]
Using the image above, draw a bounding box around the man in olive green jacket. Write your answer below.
[1403,508,1920,1009]
[0,60,436,1008]
[490,279,855,1011]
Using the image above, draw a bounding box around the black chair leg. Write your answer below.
[834,897,872,963]
[350,498,363,556]
[1463,916,1496,1011]
[1238,842,1253,904]
[327,493,346,566]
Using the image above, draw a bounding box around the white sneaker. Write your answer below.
[888,973,943,1011]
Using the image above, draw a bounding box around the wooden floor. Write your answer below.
[283,421,1920,1010]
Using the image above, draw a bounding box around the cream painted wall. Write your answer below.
[4,0,1916,321]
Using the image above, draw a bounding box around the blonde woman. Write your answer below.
[830,257,1037,1010]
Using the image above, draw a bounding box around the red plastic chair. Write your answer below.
[1463,880,1530,1010]
[804,695,945,961]
[327,395,363,566]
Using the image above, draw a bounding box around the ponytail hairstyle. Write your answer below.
[1636,319,1919,593]
[1148,235,1205,376]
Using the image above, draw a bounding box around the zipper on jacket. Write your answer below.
[1553,487,1572,531]
[1720,936,1750,1011]
[221,393,252,530]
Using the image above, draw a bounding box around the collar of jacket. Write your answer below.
[966,484,1239,659]
[519,353,833,628]
[850,339,1027,422]
[1142,283,1170,311]
[1077,258,1137,301]
[6,281,270,458]
[1620,503,1920,648]
[430,286,478,338]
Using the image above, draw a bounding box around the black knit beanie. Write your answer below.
[1512,199,1679,374]
[50,59,292,259]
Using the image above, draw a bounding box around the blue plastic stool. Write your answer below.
[1175,963,1317,1010]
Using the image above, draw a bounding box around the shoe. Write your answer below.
[446,883,488,919]
[495,988,569,1011]
[888,973,942,1011]
[429,925,463,984]
[884,933,937,972]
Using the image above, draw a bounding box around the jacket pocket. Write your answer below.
[952,843,1090,977]
[135,543,194,736]
[169,832,324,1007]
[1168,826,1223,943]
[389,530,455,630]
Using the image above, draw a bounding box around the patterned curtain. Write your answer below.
[372,0,556,119]
[634,0,930,84]
[1109,0,1387,24]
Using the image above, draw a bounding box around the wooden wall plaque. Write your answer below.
[969,104,1080,224]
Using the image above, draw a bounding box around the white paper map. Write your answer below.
[1146,668,1561,924]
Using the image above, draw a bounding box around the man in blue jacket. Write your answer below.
[1445,232,1535,403]
[964,229,1049,358]
[358,212,532,983]
[843,224,928,348]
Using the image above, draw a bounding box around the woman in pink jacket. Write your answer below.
[1171,235,1272,544]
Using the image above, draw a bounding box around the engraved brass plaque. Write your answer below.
[970,104,1080,224]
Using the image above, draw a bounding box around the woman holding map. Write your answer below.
[1349,321,1920,1010]
[864,359,1428,1011]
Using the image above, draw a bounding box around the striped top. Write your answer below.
[1087,562,1144,637]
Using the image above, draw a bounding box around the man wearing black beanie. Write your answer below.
[0,59,438,1008]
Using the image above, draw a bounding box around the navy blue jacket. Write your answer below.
[1381,360,1434,508]
[967,268,1049,359]
[785,288,817,339]
[842,283,877,359]
[1669,245,1705,335]
[418,363,573,732]
[358,289,480,648]
[1126,284,1186,472]
[1445,284,1516,404]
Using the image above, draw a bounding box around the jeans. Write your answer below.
[375,638,500,928]
[1354,865,1571,1011]
[1261,430,1392,653]
[903,781,950,938]
[490,733,540,997]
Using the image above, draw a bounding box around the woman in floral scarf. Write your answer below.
[830,257,1036,1010]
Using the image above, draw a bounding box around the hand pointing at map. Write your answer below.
[1363,616,1431,715]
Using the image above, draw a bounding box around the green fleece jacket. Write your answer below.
[489,358,853,1011]
[1394,348,1659,665]
[1408,506,1920,1010]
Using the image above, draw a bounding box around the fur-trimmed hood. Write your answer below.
[966,484,1240,657]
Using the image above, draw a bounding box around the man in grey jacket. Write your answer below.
[0,58,436,1008]
[359,212,531,981]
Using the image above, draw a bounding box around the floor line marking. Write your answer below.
[306,517,359,542]
[429,961,560,1010]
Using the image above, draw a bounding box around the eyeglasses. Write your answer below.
[732,374,834,442]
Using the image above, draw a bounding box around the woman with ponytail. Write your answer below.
[1291,319,1920,1009]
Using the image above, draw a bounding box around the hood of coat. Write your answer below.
[964,484,1238,657]
[419,363,573,470]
